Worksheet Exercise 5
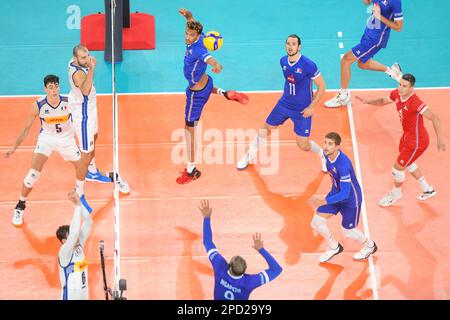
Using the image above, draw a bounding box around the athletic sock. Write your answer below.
[339,88,349,96]
[88,158,97,174]
[75,179,85,196]
[418,176,433,192]
[187,162,196,174]
[216,88,225,96]
[309,140,321,154]
[19,195,27,202]
[392,187,402,195]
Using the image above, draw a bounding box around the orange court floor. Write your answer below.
[0,89,449,300]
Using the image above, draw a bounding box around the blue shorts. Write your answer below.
[352,34,383,63]
[185,75,214,122]
[266,100,312,137]
[317,200,362,229]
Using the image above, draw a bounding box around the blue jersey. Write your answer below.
[279,55,321,111]
[325,151,362,207]
[183,34,212,87]
[203,218,282,300]
[363,0,403,48]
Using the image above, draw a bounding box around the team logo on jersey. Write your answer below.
[44,109,49,114]
[283,66,287,71]
[333,167,337,173]
[382,0,388,5]
[295,68,303,74]
[287,74,296,83]
[403,106,408,111]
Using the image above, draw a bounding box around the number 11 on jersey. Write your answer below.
[289,83,296,95]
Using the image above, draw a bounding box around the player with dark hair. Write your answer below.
[176,8,249,184]
[6,75,88,227]
[325,0,404,108]
[57,190,92,300]
[311,132,377,262]
[237,34,327,172]
[355,73,445,206]
[198,200,282,300]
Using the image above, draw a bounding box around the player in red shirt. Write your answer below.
[355,74,446,207]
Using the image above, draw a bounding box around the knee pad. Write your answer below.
[185,120,197,127]
[24,169,40,188]
[407,162,418,173]
[311,214,326,230]
[391,167,405,183]
[342,227,366,243]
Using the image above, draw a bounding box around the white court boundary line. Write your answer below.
[0,86,449,98]
[347,99,379,300]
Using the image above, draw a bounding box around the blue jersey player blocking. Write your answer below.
[311,133,377,262]
[325,0,404,108]
[176,9,249,184]
[237,34,328,172]
[198,200,282,300]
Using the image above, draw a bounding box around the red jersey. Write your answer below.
[388,89,429,147]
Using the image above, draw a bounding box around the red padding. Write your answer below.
[80,13,155,51]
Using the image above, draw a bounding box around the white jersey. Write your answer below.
[37,96,73,138]
[59,244,89,300]
[68,59,97,122]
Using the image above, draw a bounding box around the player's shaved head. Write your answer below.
[73,44,88,58]
[56,225,70,242]
[229,256,247,276]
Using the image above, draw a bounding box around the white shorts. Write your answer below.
[35,133,81,162]
[72,117,98,154]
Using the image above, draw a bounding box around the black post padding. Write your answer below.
[123,0,130,28]
[104,0,123,63]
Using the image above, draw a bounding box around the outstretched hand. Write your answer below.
[179,8,193,20]
[68,190,81,206]
[252,233,264,251]
[198,199,212,218]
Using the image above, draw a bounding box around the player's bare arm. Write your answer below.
[302,75,326,118]
[206,57,223,74]
[73,56,96,96]
[5,103,39,157]
[354,95,391,106]
[373,3,403,32]
[198,199,212,218]
[179,8,195,22]
[422,108,446,152]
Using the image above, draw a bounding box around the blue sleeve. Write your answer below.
[194,45,211,62]
[309,60,321,80]
[326,163,352,204]
[203,217,228,272]
[246,248,283,290]
[392,0,403,21]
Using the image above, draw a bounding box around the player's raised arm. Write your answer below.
[72,56,96,96]
[422,108,446,152]
[5,103,39,158]
[179,8,195,22]
[79,203,93,247]
[354,95,392,106]
[59,192,82,265]
[248,233,282,288]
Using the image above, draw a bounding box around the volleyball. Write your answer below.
[203,31,223,51]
